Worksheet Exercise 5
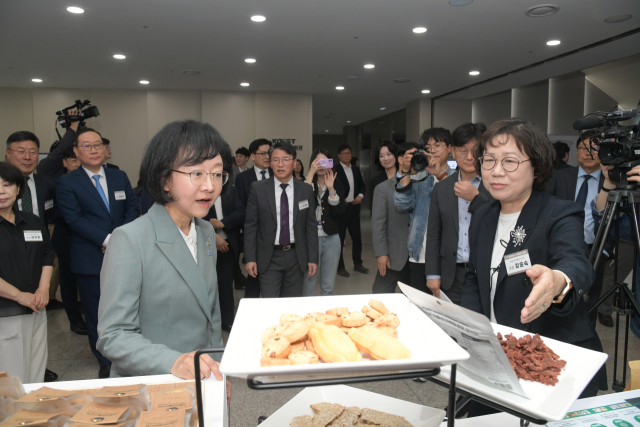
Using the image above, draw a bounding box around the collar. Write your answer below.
[178,219,197,242]
[275,176,294,188]
[26,172,35,182]
[254,165,267,173]
[578,166,601,180]
[458,173,481,184]
[340,162,351,169]
[82,165,105,180]
[0,206,27,226]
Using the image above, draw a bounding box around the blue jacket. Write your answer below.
[56,167,140,275]
[393,171,436,260]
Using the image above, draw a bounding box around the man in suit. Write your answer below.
[234,139,273,298]
[426,123,490,305]
[56,128,139,378]
[335,144,368,277]
[244,142,318,297]
[230,146,250,185]
[553,141,572,170]
[102,138,120,170]
[371,142,414,293]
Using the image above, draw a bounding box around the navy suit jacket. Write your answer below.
[202,185,246,256]
[56,167,140,275]
[235,167,273,208]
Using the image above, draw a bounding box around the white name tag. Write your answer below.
[114,191,126,201]
[298,200,309,210]
[504,249,531,276]
[44,199,54,210]
[24,231,43,242]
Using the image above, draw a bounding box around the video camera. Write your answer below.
[56,99,100,129]
[573,101,640,185]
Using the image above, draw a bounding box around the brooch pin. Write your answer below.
[511,225,526,247]
[207,241,212,256]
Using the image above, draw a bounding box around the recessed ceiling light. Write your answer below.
[245,58,256,63]
[525,5,559,17]
[380,107,386,110]
[413,27,427,34]
[421,89,431,94]
[347,121,351,123]
[336,86,344,90]
[251,15,266,22]
[604,14,632,23]
[240,82,250,87]
[140,80,149,84]
[113,54,126,59]
[449,0,473,5]
[325,130,329,132]
[469,71,480,76]
[66,6,84,13]
[546,40,561,46]
[364,64,375,69]
[32,79,43,83]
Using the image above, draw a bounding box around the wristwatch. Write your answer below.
[552,270,574,304]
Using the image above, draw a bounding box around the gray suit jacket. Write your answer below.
[425,171,492,290]
[372,177,410,271]
[97,203,223,377]
[244,177,319,274]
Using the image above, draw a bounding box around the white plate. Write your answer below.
[220,294,469,379]
[436,324,608,422]
[259,385,445,427]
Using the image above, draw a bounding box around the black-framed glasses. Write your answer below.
[479,155,530,172]
[425,142,447,153]
[172,170,229,186]
[255,151,270,158]
[79,143,104,152]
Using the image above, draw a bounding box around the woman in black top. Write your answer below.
[0,162,54,383]
[293,159,305,181]
[302,149,346,296]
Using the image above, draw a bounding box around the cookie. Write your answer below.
[281,320,310,343]
[288,351,319,365]
[315,314,341,327]
[341,312,367,327]
[261,336,292,359]
[369,299,390,315]
[362,305,382,320]
[374,313,400,328]
[261,324,289,344]
[280,313,303,324]
[305,339,315,353]
[348,326,410,360]
[378,326,398,339]
[304,312,325,325]
[260,358,292,367]
[291,340,305,353]
[308,323,362,363]
[326,307,349,316]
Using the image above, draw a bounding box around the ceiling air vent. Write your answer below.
[525,5,559,17]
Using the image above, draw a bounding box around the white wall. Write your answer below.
[432,99,472,132]
[471,91,511,127]
[511,80,549,132]
[548,72,585,135]
[405,98,432,141]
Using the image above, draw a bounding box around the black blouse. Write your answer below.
[0,207,54,317]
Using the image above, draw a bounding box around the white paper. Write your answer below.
[399,282,528,398]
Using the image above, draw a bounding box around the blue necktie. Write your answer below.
[575,174,593,208]
[93,175,110,212]
[260,170,266,180]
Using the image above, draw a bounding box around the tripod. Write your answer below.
[590,184,640,391]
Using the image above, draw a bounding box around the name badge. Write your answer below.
[24,231,43,242]
[114,191,126,201]
[504,249,531,276]
[44,199,54,210]
[298,200,309,210]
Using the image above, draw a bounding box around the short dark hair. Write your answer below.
[452,123,487,147]
[376,140,398,171]
[235,147,250,157]
[102,138,111,146]
[576,130,599,149]
[420,128,452,147]
[475,118,555,191]
[62,145,77,159]
[140,120,230,205]
[397,141,419,157]
[269,142,297,160]
[6,131,40,149]
[249,138,271,155]
[552,141,570,162]
[74,128,102,147]
[0,162,25,200]
[337,144,352,155]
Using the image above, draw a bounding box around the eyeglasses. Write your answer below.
[425,143,447,153]
[479,155,530,172]
[577,145,598,153]
[9,148,38,157]
[271,157,293,164]
[255,151,270,157]
[454,147,473,157]
[172,170,229,186]
[79,143,104,152]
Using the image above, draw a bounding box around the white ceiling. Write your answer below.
[1,0,639,134]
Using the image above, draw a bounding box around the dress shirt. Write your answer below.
[254,166,270,181]
[274,176,295,245]
[574,167,601,244]
[17,173,39,218]
[178,220,198,263]
[213,196,228,239]
[83,166,111,247]
[456,175,482,263]
[340,162,364,202]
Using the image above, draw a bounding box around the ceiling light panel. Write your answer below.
[32,79,43,83]
[240,82,250,86]
[364,64,375,69]
[336,86,344,90]
[113,54,126,59]
[546,40,561,46]
[251,15,266,22]
[66,6,84,13]
[469,71,480,75]
[245,58,256,63]
[140,80,149,84]
[413,27,427,33]
[422,90,431,94]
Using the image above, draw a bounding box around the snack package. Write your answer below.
[0,410,69,427]
[0,396,18,421]
[135,410,191,427]
[0,373,25,400]
[16,388,91,416]
[149,390,194,412]
[93,385,149,411]
[62,421,136,427]
[70,402,139,425]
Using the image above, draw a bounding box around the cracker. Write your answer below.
[290,415,313,427]
[360,408,413,427]
[329,406,361,427]
[310,402,345,426]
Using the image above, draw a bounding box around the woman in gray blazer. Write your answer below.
[97,120,230,384]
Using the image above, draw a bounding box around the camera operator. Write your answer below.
[36,109,81,181]
[421,127,455,180]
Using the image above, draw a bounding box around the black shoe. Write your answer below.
[44,369,58,382]
[598,312,614,328]
[337,268,350,278]
[354,264,369,274]
[99,365,111,379]
[221,323,233,333]
[70,322,88,335]
[234,275,246,290]
[46,299,65,310]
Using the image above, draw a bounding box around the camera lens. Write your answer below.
[410,151,428,172]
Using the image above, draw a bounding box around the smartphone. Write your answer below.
[318,159,333,169]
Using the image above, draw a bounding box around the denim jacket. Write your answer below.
[393,171,436,260]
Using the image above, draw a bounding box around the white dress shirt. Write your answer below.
[17,172,39,218]
[254,166,270,181]
[340,162,364,202]
[275,176,295,245]
[213,196,228,239]
[178,220,198,263]
[83,166,111,247]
